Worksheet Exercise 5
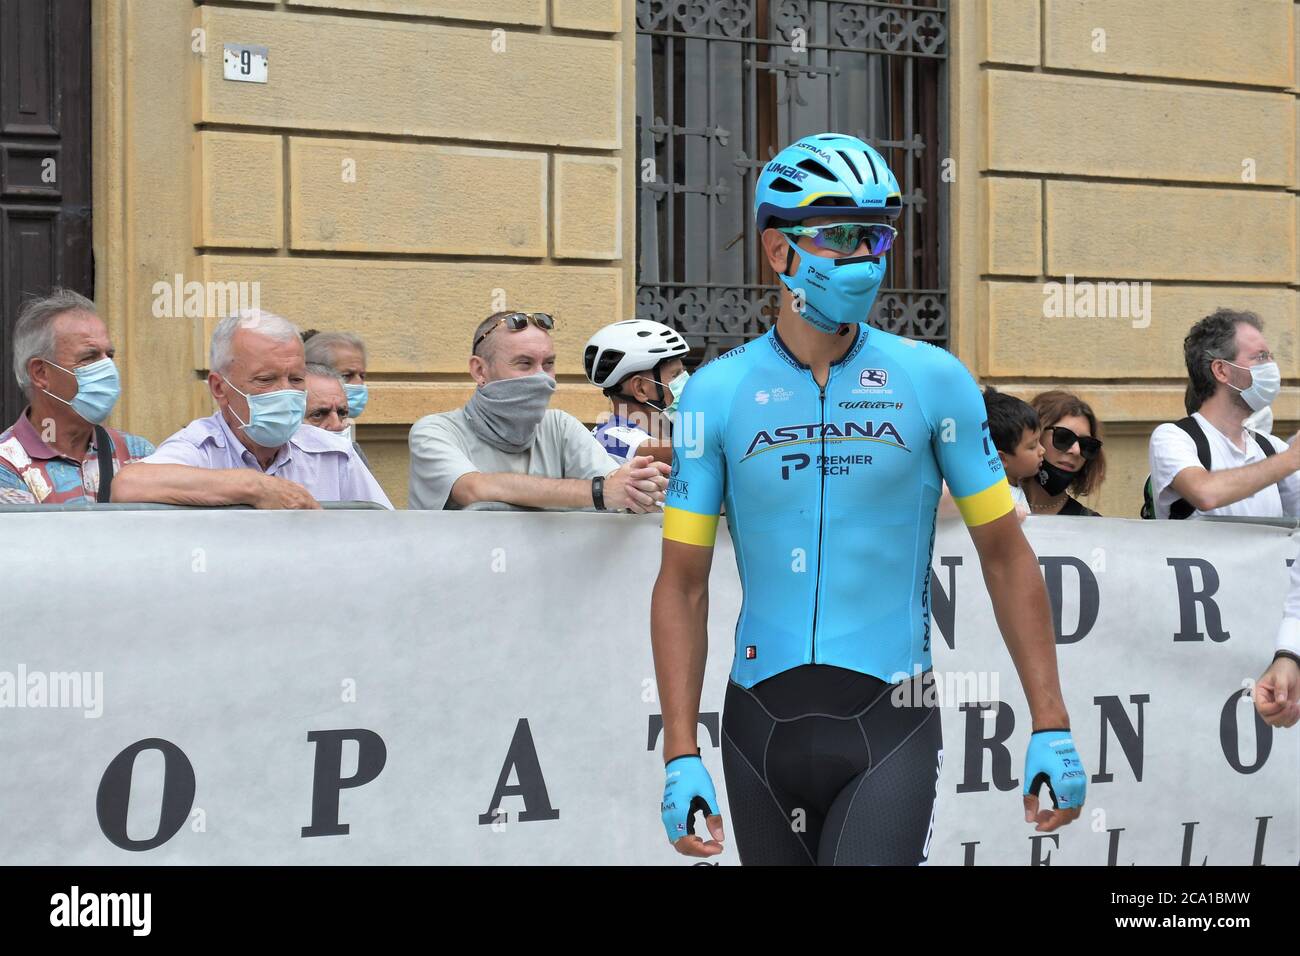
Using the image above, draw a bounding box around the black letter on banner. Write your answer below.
[955,702,1018,794]
[1166,558,1230,642]
[1106,828,1130,867]
[478,719,559,825]
[961,841,979,866]
[1252,816,1271,865]
[96,738,196,851]
[646,713,720,751]
[929,556,963,650]
[1180,821,1207,866]
[300,729,387,837]
[1091,694,1149,783]
[1219,690,1272,773]
[1037,557,1099,644]
[1029,833,1059,866]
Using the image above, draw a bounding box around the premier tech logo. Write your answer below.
[743,419,909,459]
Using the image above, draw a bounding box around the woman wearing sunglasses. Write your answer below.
[1025,390,1107,516]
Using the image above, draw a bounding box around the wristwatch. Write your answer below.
[591,475,607,511]
[1274,649,1300,667]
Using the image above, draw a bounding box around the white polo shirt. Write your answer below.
[1148,412,1299,520]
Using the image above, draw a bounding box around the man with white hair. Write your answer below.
[113,309,391,509]
[0,288,155,505]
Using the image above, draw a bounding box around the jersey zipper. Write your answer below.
[811,379,828,664]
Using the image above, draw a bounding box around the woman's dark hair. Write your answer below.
[1183,308,1262,414]
[1030,390,1106,497]
[982,387,1039,457]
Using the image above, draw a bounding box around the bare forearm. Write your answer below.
[651,575,710,760]
[982,538,1070,730]
[460,471,596,510]
[637,440,674,465]
[1181,451,1297,511]
[112,464,260,507]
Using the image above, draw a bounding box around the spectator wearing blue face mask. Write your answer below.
[0,289,155,505]
[304,361,371,468]
[112,310,390,509]
[304,330,368,418]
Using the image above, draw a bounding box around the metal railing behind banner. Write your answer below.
[0,501,389,513]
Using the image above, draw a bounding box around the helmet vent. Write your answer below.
[594,349,625,382]
[836,150,864,185]
[796,158,835,180]
[770,177,802,193]
[860,150,880,184]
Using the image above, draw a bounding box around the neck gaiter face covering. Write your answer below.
[464,372,556,453]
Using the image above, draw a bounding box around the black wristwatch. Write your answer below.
[1275,649,1300,667]
[591,475,607,511]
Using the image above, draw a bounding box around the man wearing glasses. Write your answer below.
[651,133,1086,865]
[407,311,669,512]
[1147,309,1299,520]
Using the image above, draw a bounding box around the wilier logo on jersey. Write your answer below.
[744,420,907,460]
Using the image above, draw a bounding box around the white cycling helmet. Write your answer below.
[583,319,689,391]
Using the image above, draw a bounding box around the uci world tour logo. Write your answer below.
[743,420,908,460]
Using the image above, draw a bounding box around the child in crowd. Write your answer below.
[937,387,1041,520]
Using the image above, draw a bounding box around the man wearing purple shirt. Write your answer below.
[113,309,391,509]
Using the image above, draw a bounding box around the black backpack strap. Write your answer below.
[1153,417,1210,520]
[94,425,114,503]
[1251,430,1276,458]
[1173,416,1212,470]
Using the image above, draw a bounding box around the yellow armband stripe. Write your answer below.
[663,506,720,547]
[955,480,1015,527]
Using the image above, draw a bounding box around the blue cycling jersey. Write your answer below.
[663,322,1013,688]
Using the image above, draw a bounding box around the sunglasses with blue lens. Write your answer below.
[777,221,898,256]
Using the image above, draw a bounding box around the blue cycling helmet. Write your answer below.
[754,133,902,234]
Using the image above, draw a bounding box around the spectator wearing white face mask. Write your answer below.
[583,320,691,465]
[1146,309,1299,520]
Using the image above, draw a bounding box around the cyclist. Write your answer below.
[651,133,1086,864]
[583,319,690,465]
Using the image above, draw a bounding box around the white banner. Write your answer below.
[0,511,1295,865]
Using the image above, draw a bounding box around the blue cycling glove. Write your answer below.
[661,754,719,842]
[1024,729,1087,810]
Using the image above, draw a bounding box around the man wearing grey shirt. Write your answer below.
[408,311,669,512]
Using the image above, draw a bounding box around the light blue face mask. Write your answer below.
[776,235,886,334]
[223,377,306,448]
[638,371,690,422]
[344,382,369,419]
[42,356,121,425]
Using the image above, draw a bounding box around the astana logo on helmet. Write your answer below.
[753,133,903,334]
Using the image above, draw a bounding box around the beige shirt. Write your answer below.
[408,406,622,510]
